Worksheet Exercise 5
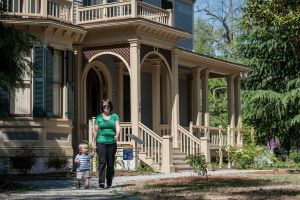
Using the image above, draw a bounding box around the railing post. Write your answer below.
[89,117,97,173]
[200,137,210,163]
[189,121,193,135]
[40,0,47,16]
[131,0,137,18]
[161,135,175,173]
[218,125,223,168]
[167,9,173,26]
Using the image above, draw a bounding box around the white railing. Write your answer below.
[119,122,133,143]
[159,124,171,136]
[138,122,163,165]
[77,0,171,26]
[177,125,201,155]
[5,0,72,23]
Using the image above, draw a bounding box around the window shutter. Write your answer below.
[67,50,74,119]
[45,47,54,117]
[33,46,45,117]
[0,86,10,117]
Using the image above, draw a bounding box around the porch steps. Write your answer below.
[172,148,191,172]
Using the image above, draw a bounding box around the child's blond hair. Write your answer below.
[78,143,88,152]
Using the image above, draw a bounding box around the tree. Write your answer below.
[238,0,300,151]
[0,1,37,115]
[194,0,244,60]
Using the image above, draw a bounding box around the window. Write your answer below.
[53,50,63,117]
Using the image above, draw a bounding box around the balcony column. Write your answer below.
[73,46,82,150]
[151,59,161,134]
[171,49,180,148]
[131,0,138,18]
[201,69,210,162]
[115,62,124,121]
[192,68,202,126]
[129,39,141,136]
[40,0,47,16]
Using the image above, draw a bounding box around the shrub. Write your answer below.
[12,145,36,173]
[289,151,300,163]
[46,151,69,170]
[186,154,208,176]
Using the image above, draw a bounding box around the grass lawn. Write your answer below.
[123,169,300,200]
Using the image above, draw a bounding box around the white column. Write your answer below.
[192,68,202,125]
[234,75,241,128]
[40,0,47,16]
[171,49,180,147]
[74,46,82,147]
[202,70,209,129]
[131,0,137,18]
[227,75,235,146]
[151,59,161,134]
[129,39,141,136]
[116,62,124,121]
[201,70,210,162]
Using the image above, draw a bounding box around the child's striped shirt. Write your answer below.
[75,153,94,171]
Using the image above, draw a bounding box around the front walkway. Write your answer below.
[1,170,261,200]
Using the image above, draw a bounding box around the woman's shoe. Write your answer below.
[99,183,105,189]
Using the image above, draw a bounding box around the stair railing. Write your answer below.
[177,125,202,155]
[138,122,163,165]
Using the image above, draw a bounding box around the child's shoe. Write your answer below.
[76,182,81,189]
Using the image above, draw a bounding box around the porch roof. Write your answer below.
[178,48,251,75]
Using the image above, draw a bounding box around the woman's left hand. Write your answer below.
[114,135,119,141]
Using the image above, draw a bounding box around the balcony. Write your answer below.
[5,0,72,23]
[77,0,173,26]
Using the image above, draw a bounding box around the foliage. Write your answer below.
[12,145,36,173]
[237,0,300,151]
[136,164,156,174]
[208,79,227,127]
[273,147,288,162]
[289,150,300,163]
[46,151,69,170]
[226,144,273,169]
[186,154,208,176]
[0,1,37,113]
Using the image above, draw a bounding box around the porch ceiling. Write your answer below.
[178,48,251,76]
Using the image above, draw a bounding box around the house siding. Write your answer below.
[174,0,193,50]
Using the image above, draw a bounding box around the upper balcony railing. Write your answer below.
[5,0,72,23]
[77,0,172,26]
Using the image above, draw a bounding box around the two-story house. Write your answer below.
[0,0,249,173]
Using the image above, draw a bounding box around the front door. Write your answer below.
[86,68,101,119]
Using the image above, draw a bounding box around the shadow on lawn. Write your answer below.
[130,176,300,199]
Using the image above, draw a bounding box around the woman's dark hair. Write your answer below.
[101,99,113,112]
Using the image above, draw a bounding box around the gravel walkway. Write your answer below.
[0,169,261,200]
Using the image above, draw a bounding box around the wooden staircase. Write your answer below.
[172,148,191,172]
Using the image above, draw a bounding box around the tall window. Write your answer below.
[53,50,63,117]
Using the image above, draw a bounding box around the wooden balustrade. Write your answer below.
[138,122,162,165]
[77,0,172,26]
[5,0,72,22]
[177,125,201,155]
[159,124,171,136]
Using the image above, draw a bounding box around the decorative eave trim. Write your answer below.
[178,48,251,73]
[80,18,191,42]
[4,18,87,43]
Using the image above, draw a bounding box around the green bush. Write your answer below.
[46,151,69,170]
[136,164,156,174]
[12,145,36,173]
[289,151,300,163]
[186,154,208,176]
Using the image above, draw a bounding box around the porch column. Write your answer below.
[151,59,161,134]
[201,69,210,162]
[73,46,82,149]
[234,75,241,128]
[227,75,235,145]
[171,49,180,147]
[129,39,141,136]
[115,62,124,121]
[192,68,202,125]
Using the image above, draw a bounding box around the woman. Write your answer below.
[93,99,120,189]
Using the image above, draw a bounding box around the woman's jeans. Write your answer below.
[96,143,117,186]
